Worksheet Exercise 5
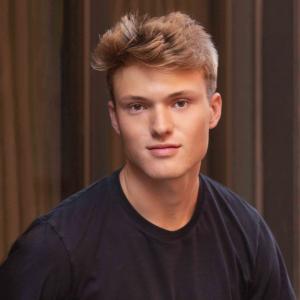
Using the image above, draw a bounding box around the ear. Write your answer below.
[209,93,222,129]
[108,100,120,135]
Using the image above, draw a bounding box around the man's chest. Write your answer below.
[72,229,246,300]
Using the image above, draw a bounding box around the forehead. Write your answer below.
[112,64,207,100]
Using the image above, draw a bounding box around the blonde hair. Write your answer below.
[92,12,218,98]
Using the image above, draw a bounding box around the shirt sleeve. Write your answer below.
[0,219,72,299]
[248,218,296,300]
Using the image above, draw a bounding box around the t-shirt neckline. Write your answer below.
[111,169,206,242]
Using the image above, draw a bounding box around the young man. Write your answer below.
[0,12,296,299]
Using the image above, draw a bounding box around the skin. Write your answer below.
[108,63,222,230]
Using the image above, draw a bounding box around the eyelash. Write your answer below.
[127,103,147,113]
[126,99,190,113]
[173,99,189,109]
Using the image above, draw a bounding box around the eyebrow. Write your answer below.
[120,95,148,102]
[167,91,190,98]
[119,90,195,102]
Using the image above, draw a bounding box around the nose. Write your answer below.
[150,106,173,139]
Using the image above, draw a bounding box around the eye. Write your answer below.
[128,103,146,113]
[173,99,188,109]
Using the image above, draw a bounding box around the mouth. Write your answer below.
[147,144,181,150]
[146,144,182,157]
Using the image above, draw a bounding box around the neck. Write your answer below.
[119,163,201,231]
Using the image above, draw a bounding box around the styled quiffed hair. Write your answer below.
[92,12,218,99]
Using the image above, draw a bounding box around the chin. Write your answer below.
[138,163,195,181]
[145,170,182,180]
[126,153,203,181]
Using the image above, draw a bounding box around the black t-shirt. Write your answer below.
[0,171,296,299]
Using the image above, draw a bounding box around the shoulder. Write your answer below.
[47,172,116,220]
[201,174,261,227]
[41,172,120,253]
[4,218,70,261]
[201,175,296,298]
[5,171,120,265]
[0,219,72,298]
[200,175,263,268]
[1,171,113,266]
[0,172,121,298]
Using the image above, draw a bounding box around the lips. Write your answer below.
[146,144,181,157]
[147,144,181,150]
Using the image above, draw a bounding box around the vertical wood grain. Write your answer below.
[0,0,63,261]
[0,0,20,260]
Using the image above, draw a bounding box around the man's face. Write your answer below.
[108,64,222,180]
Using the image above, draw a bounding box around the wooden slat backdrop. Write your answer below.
[0,0,20,260]
[0,0,63,261]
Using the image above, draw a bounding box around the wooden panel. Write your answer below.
[210,0,256,203]
[0,0,63,261]
[262,0,297,289]
[29,0,63,210]
[90,1,115,180]
[253,0,264,213]
[209,0,232,186]
[293,0,300,294]
[61,0,85,197]
[0,0,20,259]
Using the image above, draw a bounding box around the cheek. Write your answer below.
[180,116,210,155]
[118,113,149,138]
[118,119,146,151]
[118,116,136,136]
[181,112,210,136]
